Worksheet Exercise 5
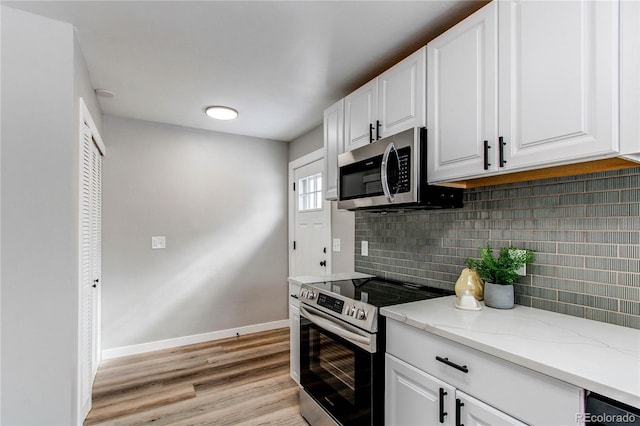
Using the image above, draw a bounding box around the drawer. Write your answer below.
[386,319,584,426]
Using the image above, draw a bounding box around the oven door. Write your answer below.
[299,304,382,426]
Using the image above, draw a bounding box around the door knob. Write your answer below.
[320,260,327,267]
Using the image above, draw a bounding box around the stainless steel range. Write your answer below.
[298,278,453,426]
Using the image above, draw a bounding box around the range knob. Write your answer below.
[306,290,315,300]
[356,309,366,320]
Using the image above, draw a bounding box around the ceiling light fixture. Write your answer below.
[95,88,115,98]
[204,105,239,120]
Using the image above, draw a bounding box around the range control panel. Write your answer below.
[299,284,377,332]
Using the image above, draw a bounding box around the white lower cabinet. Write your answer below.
[456,391,527,426]
[386,354,525,426]
[386,319,584,426]
[386,353,455,426]
[289,301,300,384]
[289,281,301,384]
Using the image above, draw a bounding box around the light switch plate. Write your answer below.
[332,238,341,252]
[361,240,369,257]
[151,236,166,249]
[511,249,526,276]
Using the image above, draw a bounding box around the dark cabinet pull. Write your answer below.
[369,123,374,143]
[320,260,327,267]
[436,356,469,373]
[439,387,448,423]
[483,140,491,170]
[376,120,381,140]
[456,398,465,426]
[92,278,99,288]
[499,136,507,167]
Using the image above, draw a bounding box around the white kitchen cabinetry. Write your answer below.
[428,0,620,183]
[456,391,528,426]
[386,354,526,426]
[344,46,426,151]
[288,282,301,384]
[386,319,584,426]
[344,79,378,151]
[323,99,344,200]
[386,353,454,426]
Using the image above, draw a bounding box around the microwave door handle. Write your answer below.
[300,305,373,351]
[381,142,397,202]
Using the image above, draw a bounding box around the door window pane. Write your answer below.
[299,173,323,211]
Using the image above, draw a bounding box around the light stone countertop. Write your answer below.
[381,295,640,409]
[287,272,374,286]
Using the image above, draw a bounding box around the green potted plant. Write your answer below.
[465,244,534,309]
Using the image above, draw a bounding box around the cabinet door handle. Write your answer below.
[439,387,448,423]
[369,123,374,143]
[376,120,381,140]
[456,398,465,426]
[483,140,491,170]
[436,356,469,373]
[499,136,507,167]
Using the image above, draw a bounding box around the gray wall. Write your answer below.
[101,116,289,350]
[288,124,323,162]
[1,6,102,424]
[288,124,356,273]
[356,167,640,329]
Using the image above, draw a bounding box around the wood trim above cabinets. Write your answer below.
[439,157,640,189]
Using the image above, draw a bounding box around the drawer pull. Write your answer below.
[438,387,448,423]
[436,356,469,373]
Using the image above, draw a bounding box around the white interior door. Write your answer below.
[79,99,105,422]
[290,153,331,277]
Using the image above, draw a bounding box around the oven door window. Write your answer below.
[300,315,375,425]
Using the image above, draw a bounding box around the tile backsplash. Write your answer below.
[355,167,640,329]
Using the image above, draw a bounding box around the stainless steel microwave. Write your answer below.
[337,127,463,211]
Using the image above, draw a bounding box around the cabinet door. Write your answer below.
[289,302,300,384]
[456,391,527,426]
[344,78,378,151]
[378,46,426,139]
[323,99,344,200]
[499,0,619,170]
[427,2,498,183]
[386,354,455,426]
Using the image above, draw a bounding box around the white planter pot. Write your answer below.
[484,282,514,309]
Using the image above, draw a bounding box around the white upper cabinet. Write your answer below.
[427,2,498,182]
[499,0,618,169]
[344,46,426,151]
[323,99,344,200]
[378,48,426,139]
[344,79,378,151]
[428,0,621,184]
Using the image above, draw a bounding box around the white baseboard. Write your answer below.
[101,319,290,360]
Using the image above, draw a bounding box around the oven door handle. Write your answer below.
[300,305,374,352]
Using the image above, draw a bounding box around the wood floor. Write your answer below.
[84,327,308,425]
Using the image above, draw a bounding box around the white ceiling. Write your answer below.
[5,1,484,142]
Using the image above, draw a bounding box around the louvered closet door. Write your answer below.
[79,119,103,420]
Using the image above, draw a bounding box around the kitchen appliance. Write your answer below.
[585,392,640,426]
[298,278,453,426]
[337,127,463,211]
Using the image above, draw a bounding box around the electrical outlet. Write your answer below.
[511,249,527,276]
[151,236,166,249]
[361,240,369,257]
[332,238,341,252]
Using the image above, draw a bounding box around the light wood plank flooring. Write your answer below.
[85,327,307,425]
